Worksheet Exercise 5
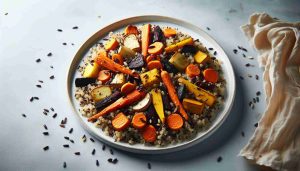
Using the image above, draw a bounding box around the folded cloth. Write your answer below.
[239,13,300,171]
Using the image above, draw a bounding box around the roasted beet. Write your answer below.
[161,58,178,74]
[181,45,197,54]
[152,26,165,43]
[160,86,171,110]
[95,91,122,111]
[128,53,145,69]
[145,105,159,127]
[75,78,96,87]
[177,84,186,101]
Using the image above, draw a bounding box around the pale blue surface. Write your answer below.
[0,0,299,171]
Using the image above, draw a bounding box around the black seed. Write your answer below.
[70,139,74,143]
[63,162,67,168]
[72,26,78,29]
[254,123,258,127]
[36,58,41,63]
[5,13,8,15]
[60,124,65,128]
[206,27,211,30]
[43,132,49,136]
[50,65,54,69]
[217,156,222,162]
[63,117,67,124]
[50,107,54,112]
[255,75,259,80]
[69,128,73,134]
[96,160,99,167]
[38,80,44,83]
[62,42,67,45]
[47,52,52,57]
[208,47,214,51]
[256,91,261,96]
[52,113,57,118]
[239,76,244,80]
[112,158,118,164]
[43,111,48,116]
[238,46,248,52]
[233,49,238,54]
[248,74,252,78]
[71,43,75,46]
[248,101,252,107]
[108,158,113,162]
[43,146,49,151]
[102,144,106,151]
[256,97,259,102]
[64,136,69,140]
[74,152,80,155]
[245,63,251,67]
[33,97,39,100]
[43,124,48,130]
[50,75,55,79]
[90,138,95,142]
[36,84,42,88]
[44,109,49,113]
[22,114,27,118]
[63,144,69,148]
[242,53,246,58]
[147,163,152,169]
[213,51,217,55]
[241,131,245,137]
[253,98,256,103]
[82,135,87,142]
[110,149,114,155]
[92,149,96,155]
[57,29,63,32]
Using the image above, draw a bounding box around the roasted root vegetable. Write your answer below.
[151,88,165,123]
[146,55,157,63]
[112,54,123,64]
[112,112,130,131]
[169,52,189,71]
[167,113,183,131]
[194,51,210,64]
[163,28,177,37]
[94,91,121,111]
[203,68,219,83]
[148,42,164,55]
[111,73,125,87]
[121,82,136,94]
[132,113,147,129]
[165,37,193,53]
[91,86,112,102]
[161,71,189,120]
[104,38,119,51]
[182,98,205,115]
[88,90,146,121]
[142,125,157,142]
[128,53,145,69]
[83,62,100,78]
[161,58,178,74]
[75,78,96,87]
[124,25,139,35]
[178,78,216,106]
[124,34,140,52]
[132,93,152,112]
[140,68,160,88]
[153,26,165,43]
[118,46,136,59]
[141,24,151,57]
[97,70,111,83]
[185,64,200,78]
[96,56,139,78]
[147,60,162,70]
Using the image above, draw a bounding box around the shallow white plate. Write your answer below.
[67,15,236,154]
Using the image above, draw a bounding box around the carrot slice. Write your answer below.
[132,113,147,129]
[167,113,184,131]
[141,24,151,57]
[88,90,146,122]
[185,64,200,78]
[96,55,139,78]
[148,42,164,55]
[203,68,218,83]
[161,70,189,120]
[142,125,157,143]
[121,82,136,94]
[163,28,177,37]
[112,54,123,65]
[97,70,111,83]
[147,60,162,70]
[104,38,119,51]
[124,25,139,35]
[112,112,130,131]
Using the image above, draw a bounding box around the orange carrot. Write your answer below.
[185,64,200,78]
[147,60,162,70]
[141,24,151,57]
[96,56,139,78]
[163,28,177,37]
[97,70,111,83]
[88,90,146,122]
[121,82,136,94]
[167,113,183,131]
[132,113,147,129]
[112,112,130,131]
[146,55,161,63]
[203,68,218,83]
[142,125,157,142]
[104,38,119,51]
[148,42,164,55]
[112,54,123,65]
[124,25,139,35]
[161,70,189,120]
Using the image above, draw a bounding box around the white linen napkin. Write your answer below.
[239,13,300,171]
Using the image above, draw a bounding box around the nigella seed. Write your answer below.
[44,109,49,113]
[256,97,259,102]
[43,124,48,130]
[241,131,245,137]
[57,29,63,32]
[253,98,256,103]
[213,51,217,55]
[52,113,57,118]
[96,160,99,167]
[254,123,258,127]
[248,74,252,78]
[50,66,54,69]
[242,54,246,58]
[90,138,95,142]
[36,58,41,63]
[33,97,39,100]
[50,75,55,79]
[233,49,238,54]
[110,149,114,155]
[208,47,213,50]
[108,158,112,162]
[82,135,86,142]
[50,107,54,112]
[43,146,49,151]
[239,76,244,80]
[248,101,252,107]
[36,85,42,88]
[62,43,67,45]
[92,149,96,155]
[70,139,74,143]
[102,144,106,151]
[47,52,52,57]
[5,13,8,15]
[43,111,48,116]
[72,26,78,29]
[217,156,222,162]
[256,91,261,96]
[238,46,248,52]
[255,75,259,80]
[63,162,67,168]
[63,144,69,148]
[245,63,251,67]
[69,128,73,134]
[206,27,211,30]
[60,124,65,128]
[74,152,80,155]
[38,80,43,83]
[22,114,27,118]
[147,163,152,169]
[112,158,118,164]
[43,132,49,136]
[64,136,69,140]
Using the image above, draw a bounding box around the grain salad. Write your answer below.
[74,24,226,146]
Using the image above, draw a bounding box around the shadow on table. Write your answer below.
[117,75,247,162]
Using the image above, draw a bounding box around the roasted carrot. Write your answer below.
[132,112,147,129]
[141,24,151,57]
[203,68,218,83]
[112,54,123,65]
[112,112,130,131]
[163,28,177,37]
[146,55,156,63]
[104,38,119,51]
[142,125,157,142]
[147,60,162,70]
[97,70,111,83]
[124,25,139,35]
[185,64,200,78]
[88,90,146,122]
[161,70,189,120]
[96,56,139,78]
[121,82,136,94]
[167,113,183,131]
[148,42,164,55]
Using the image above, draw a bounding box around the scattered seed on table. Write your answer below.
[33,97,39,100]
[245,63,251,67]
[108,158,118,164]
[208,47,213,51]
[63,144,69,148]
[49,75,55,79]
[92,149,96,155]
[147,163,152,169]
[60,124,65,128]
[22,114,27,118]
[253,98,256,103]
[36,58,41,63]
[255,75,259,80]
[5,13,8,15]
[254,123,258,127]
[43,111,48,116]
[256,91,261,96]
[96,160,99,167]
[82,135,87,142]
[57,29,63,32]
[43,132,49,136]
[64,136,69,140]
[71,43,75,46]
[70,139,74,143]
[69,128,73,134]
[62,117,67,124]
[248,56,254,60]
[248,74,252,78]
[242,53,246,58]
[47,52,52,57]
[50,107,54,112]
[110,149,114,155]
[238,46,248,52]
[90,138,95,142]
[50,65,54,69]
[72,26,78,29]
[233,49,238,54]
[102,144,106,151]
[62,42,67,45]
[74,152,80,155]
[43,124,48,130]
[241,131,245,137]
[206,27,211,31]
[63,162,67,168]
[239,76,244,80]
[43,146,49,151]
[217,156,223,162]
[52,113,57,118]
[213,51,217,56]
[248,101,253,107]
[36,85,42,88]
[44,109,49,113]
[256,97,259,102]
[38,80,43,83]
